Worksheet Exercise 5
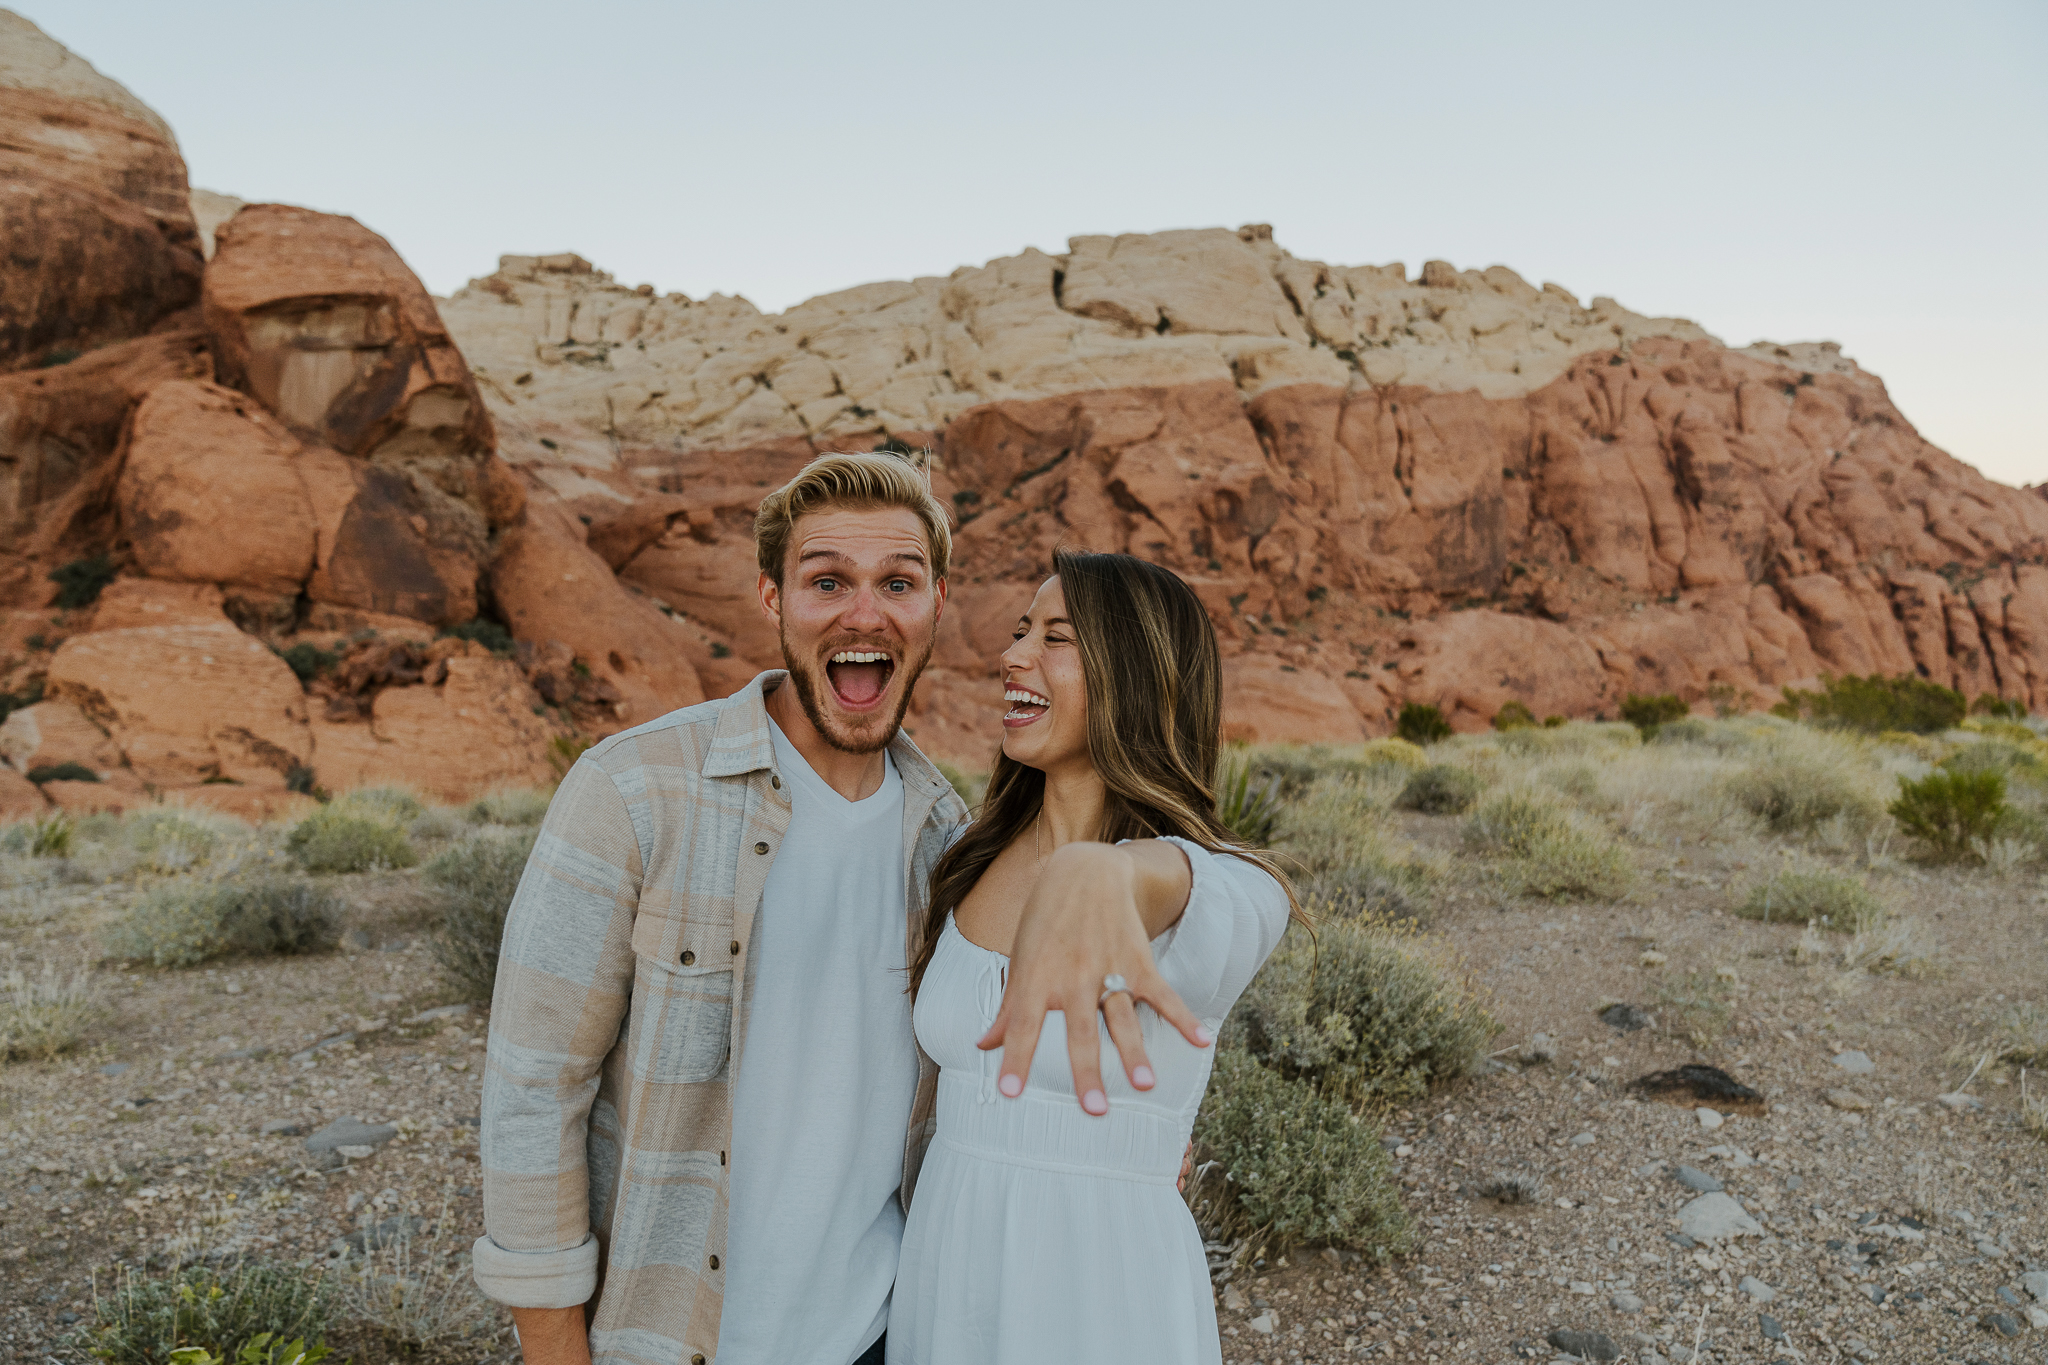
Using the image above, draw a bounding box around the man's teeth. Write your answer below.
[830,650,891,663]
[1004,688,1050,708]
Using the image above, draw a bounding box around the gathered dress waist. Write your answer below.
[932,1070,1187,1183]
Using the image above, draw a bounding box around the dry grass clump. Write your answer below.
[1462,787,1635,901]
[466,787,553,827]
[1724,728,1887,835]
[0,958,97,1060]
[1191,1046,1414,1258]
[329,1202,498,1352]
[288,804,419,875]
[1737,867,1885,932]
[1395,764,1482,815]
[103,875,341,968]
[1228,915,1495,1106]
[1478,1170,1547,1205]
[426,830,539,1003]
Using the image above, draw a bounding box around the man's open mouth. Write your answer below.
[825,649,895,709]
[1003,686,1050,725]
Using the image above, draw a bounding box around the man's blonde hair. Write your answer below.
[754,450,953,584]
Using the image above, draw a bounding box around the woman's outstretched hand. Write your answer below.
[977,841,1208,1114]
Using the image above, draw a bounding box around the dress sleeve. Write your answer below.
[1146,836,1291,1025]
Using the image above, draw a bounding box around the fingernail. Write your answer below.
[1132,1065,1156,1089]
[1194,1025,1215,1046]
[1082,1089,1108,1115]
[998,1073,1023,1098]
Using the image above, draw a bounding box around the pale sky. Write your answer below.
[28,0,2047,488]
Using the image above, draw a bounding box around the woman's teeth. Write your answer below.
[1003,687,1050,723]
[1004,688,1050,708]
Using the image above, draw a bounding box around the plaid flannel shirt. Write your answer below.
[472,672,967,1365]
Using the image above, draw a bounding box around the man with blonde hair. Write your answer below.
[474,450,1204,1365]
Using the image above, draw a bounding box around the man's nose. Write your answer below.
[838,584,887,630]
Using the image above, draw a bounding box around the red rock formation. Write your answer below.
[0,13,203,369]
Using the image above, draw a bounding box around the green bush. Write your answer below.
[439,618,516,656]
[1217,756,1284,846]
[76,1259,330,1365]
[1395,702,1452,746]
[1890,768,2006,863]
[286,808,418,874]
[426,830,539,1002]
[103,879,341,968]
[1620,693,1689,737]
[27,761,98,784]
[1491,700,1536,731]
[466,788,553,827]
[1972,693,2027,720]
[1394,764,1481,815]
[1193,1047,1414,1256]
[49,554,117,609]
[1738,869,1884,932]
[273,643,340,682]
[1774,672,1966,735]
[27,811,74,857]
[332,787,426,826]
[1228,917,1494,1106]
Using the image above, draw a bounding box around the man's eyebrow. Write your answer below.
[796,548,929,566]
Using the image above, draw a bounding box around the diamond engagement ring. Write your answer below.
[1099,973,1131,1006]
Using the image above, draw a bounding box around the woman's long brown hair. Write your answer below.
[909,548,1302,994]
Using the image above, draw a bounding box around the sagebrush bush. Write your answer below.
[286,808,417,874]
[331,787,426,827]
[0,959,97,1060]
[1193,1047,1414,1256]
[1358,737,1429,771]
[1491,701,1536,731]
[123,809,223,874]
[1228,916,1494,1106]
[1394,764,1481,816]
[1738,869,1884,932]
[1890,768,2006,862]
[1775,672,1966,734]
[1508,825,1636,901]
[1725,733,1884,834]
[1620,693,1689,736]
[1299,851,1437,923]
[467,788,553,827]
[79,1259,331,1365]
[1462,788,1570,854]
[103,878,341,968]
[1396,702,1452,746]
[426,830,538,1002]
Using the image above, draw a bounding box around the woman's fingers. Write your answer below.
[1135,967,1211,1050]
[980,999,1039,1099]
[1099,990,1154,1091]
[1064,982,1109,1115]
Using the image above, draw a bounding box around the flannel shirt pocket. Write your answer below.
[631,952,732,1084]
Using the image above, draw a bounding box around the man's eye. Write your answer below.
[815,577,838,592]
[886,579,911,593]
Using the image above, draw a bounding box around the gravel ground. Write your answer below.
[2,817,2044,1364]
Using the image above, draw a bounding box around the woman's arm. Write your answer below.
[977,839,1202,1115]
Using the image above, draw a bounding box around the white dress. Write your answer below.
[888,837,1290,1365]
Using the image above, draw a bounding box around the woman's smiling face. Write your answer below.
[999,576,1090,773]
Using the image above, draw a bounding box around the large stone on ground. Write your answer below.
[304,1115,397,1154]
[45,598,309,785]
[1677,1191,1764,1243]
[204,204,493,466]
[491,495,705,729]
[0,13,203,369]
[311,645,558,801]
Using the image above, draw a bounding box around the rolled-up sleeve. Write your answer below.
[473,756,644,1308]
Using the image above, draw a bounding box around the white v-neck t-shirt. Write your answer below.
[714,719,913,1365]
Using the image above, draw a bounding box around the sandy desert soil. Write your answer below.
[1,783,2044,1365]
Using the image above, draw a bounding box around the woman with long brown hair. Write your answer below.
[888,549,1296,1365]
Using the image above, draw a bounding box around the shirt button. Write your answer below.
[771,774,782,790]
[753,841,769,855]
[692,1356,706,1365]
[680,951,695,965]
[729,940,740,955]
[708,1254,721,1270]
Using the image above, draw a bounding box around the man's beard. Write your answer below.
[781,621,936,755]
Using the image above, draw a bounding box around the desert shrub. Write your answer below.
[103,878,341,968]
[427,830,539,1002]
[1651,717,1715,747]
[1228,916,1494,1106]
[1193,1048,1414,1256]
[1358,737,1429,771]
[1508,824,1636,900]
[1620,693,1689,737]
[123,809,223,874]
[1491,700,1536,731]
[26,811,73,857]
[1890,768,2006,863]
[440,618,516,656]
[1395,764,1481,815]
[1725,734,1885,834]
[27,760,97,784]
[1299,848,1437,923]
[1463,788,1571,854]
[466,787,553,827]
[0,959,97,1060]
[331,787,425,827]
[49,554,116,609]
[1775,672,1966,734]
[1942,737,2046,785]
[1737,868,1883,932]
[286,808,417,874]
[1217,755,1284,846]
[328,1206,496,1352]
[1972,693,2027,720]
[78,1258,330,1365]
[1279,774,1396,874]
[1395,702,1452,746]
[1478,1171,1547,1204]
[273,643,340,682]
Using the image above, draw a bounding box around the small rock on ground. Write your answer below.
[1672,1164,1723,1193]
[1599,1003,1653,1031]
[1610,1290,1644,1313]
[1696,1107,1723,1129]
[259,1119,304,1136]
[1825,1088,1872,1111]
[1677,1191,1763,1242]
[1546,1327,1620,1361]
[304,1115,398,1153]
[1739,1275,1777,1301]
[1759,1312,1786,1340]
[1831,1049,1875,1074]
[2020,1269,2048,1302]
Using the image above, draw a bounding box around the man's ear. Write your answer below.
[933,575,948,624]
[758,571,783,626]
